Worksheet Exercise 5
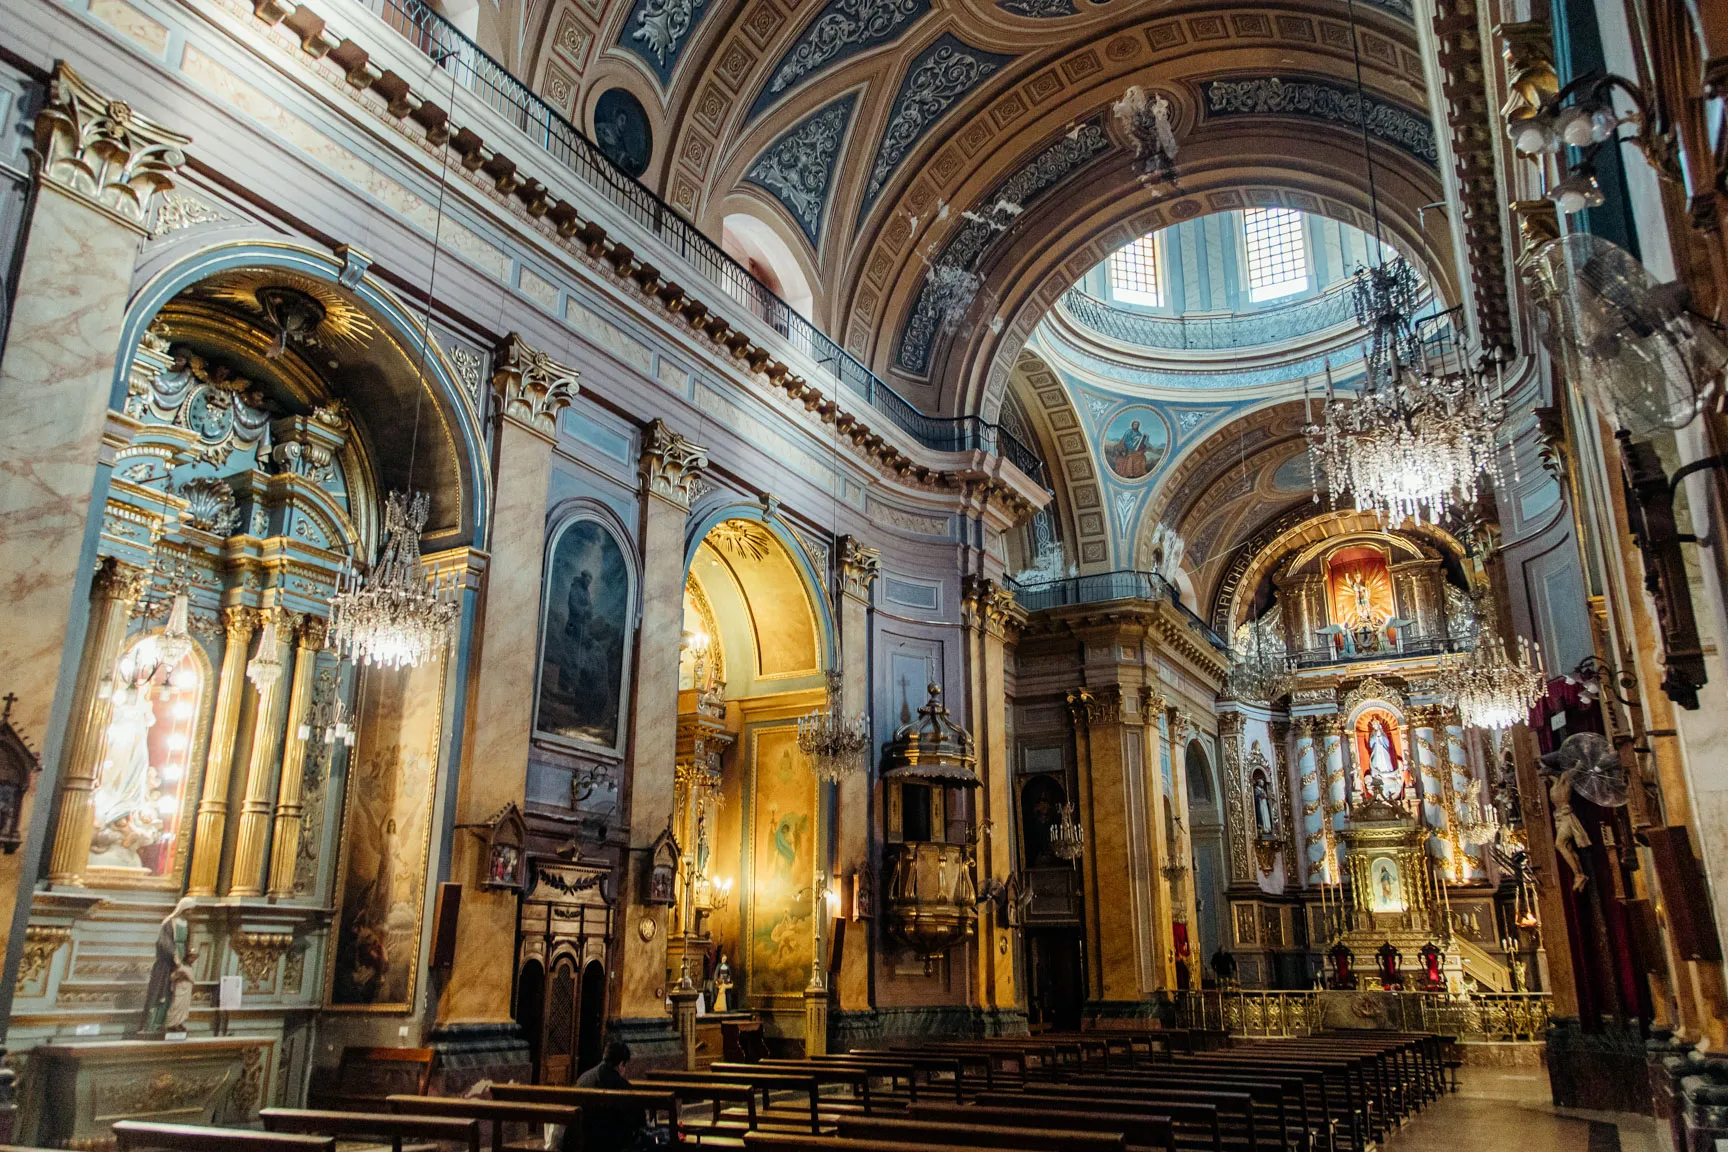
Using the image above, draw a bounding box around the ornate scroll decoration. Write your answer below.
[1340,676,1406,719]
[999,0,1078,15]
[152,191,228,237]
[961,575,1023,639]
[1219,713,1252,882]
[862,34,1015,217]
[443,340,485,410]
[35,63,189,229]
[837,535,882,600]
[126,349,273,465]
[15,925,71,990]
[745,95,857,246]
[639,419,710,510]
[176,477,240,536]
[492,333,579,434]
[756,0,929,115]
[293,668,339,896]
[1200,77,1438,168]
[233,931,294,989]
[627,0,711,75]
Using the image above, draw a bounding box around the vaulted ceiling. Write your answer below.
[483,0,1452,422]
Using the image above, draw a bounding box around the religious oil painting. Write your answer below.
[1102,407,1170,480]
[1354,708,1408,804]
[748,725,815,998]
[328,655,444,1010]
[1369,855,1405,914]
[537,518,632,754]
[85,632,212,886]
[593,88,652,178]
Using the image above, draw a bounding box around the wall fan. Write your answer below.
[1539,731,1628,807]
[1530,233,1726,435]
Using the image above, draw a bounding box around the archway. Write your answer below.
[671,507,834,1047]
[1186,739,1228,980]
[576,960,608,1075]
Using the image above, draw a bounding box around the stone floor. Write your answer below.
[1385,1066,1661,1151]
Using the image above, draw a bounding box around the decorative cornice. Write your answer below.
[962,574,1025,637]
[35,63,189,231]
[639,419,710,510]
[491,334,578,435]
[93,555,151,603]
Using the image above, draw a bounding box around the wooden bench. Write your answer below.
[907,1101,1176,1152]
[742,1134,1024,1152]
[385,1095,580,1152]
[973,1089,1224,1152]
[112,1125,335,1152]
[308,1050,438,1114]
[644,1069,822,1133]
[486,1085,684,1136]
[261,1108,480,1152]
[762,1057,922,1103]
[837,1115,1127,1152]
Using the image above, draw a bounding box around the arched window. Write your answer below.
[1185,741,1214,811]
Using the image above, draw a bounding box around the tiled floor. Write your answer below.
[1384,1067,1661,1151]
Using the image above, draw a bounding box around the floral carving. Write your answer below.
[1201,77,1437,167]
[152,191,228,237]
[629,0,709,74]
[758,0,928,113]
[15,926,70,991]
[639,419,709,509]
[863,36,1014,216]
[745,95,856,246]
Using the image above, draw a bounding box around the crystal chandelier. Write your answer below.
[1050,802,1085,862]
[1228,619,1296,703]
[247,613,285,691]
[798,668,870,782]
[1437,615,1546,730]
[1305,261,1508,525]
[328,490,459,670]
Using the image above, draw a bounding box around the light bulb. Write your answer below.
[1589,106,1618,143]
[167,733,188,751]
[1510,119,1550,155]
[1556,105,1595,148]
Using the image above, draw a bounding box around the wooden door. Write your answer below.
[542,956,578,1085]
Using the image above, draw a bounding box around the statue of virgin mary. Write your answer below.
[1366,718,1404,801]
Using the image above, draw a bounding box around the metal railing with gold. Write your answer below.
[1177,989,1553,1042]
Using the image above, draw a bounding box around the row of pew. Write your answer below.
[89,1026,1447,1152]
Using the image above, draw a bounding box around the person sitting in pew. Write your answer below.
[574,1040,651,1152]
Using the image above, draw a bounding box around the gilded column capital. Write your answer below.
[491,333,578,435]
[1407,704,1444,729]
[222,605,259,639]
[1496,21,1559,123]
[297,615,328,651]
[1294,716,1315,739]
[1143,688,1168,719]
[35,63,190,231]
[639,418,709,510]
[961,574,1024,637]
[836,535,881,601]
[1064,688,1096,729]
[92,554,150,603]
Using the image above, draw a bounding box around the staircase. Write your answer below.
[1454,934,1514,991]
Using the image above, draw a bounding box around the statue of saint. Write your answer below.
[1252,776,1274,837]
[712,952,733,1013]
[1547,767,1592,891]
[1366,719,1403,801]
[143,898,199,1036]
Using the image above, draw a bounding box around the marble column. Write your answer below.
[1143,690,1179,990]
[1322,717,1347,883]
[1442,709,1478,880]
[266,618,326,899]
[228,608,294,896]
[1294,719,1326,884]
[1408,706,1451,877]
[438,335,576,1025]
[187,607,257,895]
[0,65,188,991]
[45,556,148,886]
[961,576,1025,1017]
[833,537,879,1016]
[616,420,708,1030]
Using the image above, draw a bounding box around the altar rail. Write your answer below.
[1175,989,1553,1041]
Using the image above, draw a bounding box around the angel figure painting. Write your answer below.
[749,726,814,997]
[1354,710,1409,805]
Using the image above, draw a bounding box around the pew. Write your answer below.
[837,1114,1128,1152]
[742,1134,1027,1152]
[970,1091,1218,1152]
[307,1048,437,1113]
[910,1100,1178,1152]
[260,1109,479,1152]
[112,1125,334,1152]
[486,1084,687,1136]
[1000,1083,1259,1151]
[643,1069,823,1133]
[385,1094,580,1152]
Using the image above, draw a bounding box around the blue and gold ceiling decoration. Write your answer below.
[748,0,932,122]
[617,0,716,85]
[745,93,860,248]
[1200,77,1438,169]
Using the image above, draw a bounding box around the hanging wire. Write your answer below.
[1344,0,1387,262]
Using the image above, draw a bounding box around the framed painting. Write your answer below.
[746,724,815,1000]
[326,652,445,1011]
[536,516,634,757]
[1369,855,1405,913]
[1101,407,1170,481]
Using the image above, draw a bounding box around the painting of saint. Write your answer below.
[537,519,631,752]
[593,88,652,179]
[329,658,442,1010]
[1370,856,1405,913]
[1102,408,1169,480]
[749,726,814,998]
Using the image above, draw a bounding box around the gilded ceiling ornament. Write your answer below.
[745,95,856,246]
[706,519,774,562]
[194,269,376,357]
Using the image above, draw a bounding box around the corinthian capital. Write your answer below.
[491,333,578,435]
[36,63,189,230]
[639,419,709,510]
[91,555,150,604]
[837,536,881,600]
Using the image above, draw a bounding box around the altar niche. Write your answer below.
[670,511,832,1045]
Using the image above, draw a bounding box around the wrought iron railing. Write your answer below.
[360,0,1045,486]
[1177,989,1553,1042]
[1291,631,1473,668]
[1059,284,1360,351]
[1006,570,1228,650]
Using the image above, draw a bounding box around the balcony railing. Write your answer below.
[1006,570,1228,650]
[1059,284,1360,352]
[361,0,1045,486]
[1292,630,1473,668]
[1177,988,1553,1042]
